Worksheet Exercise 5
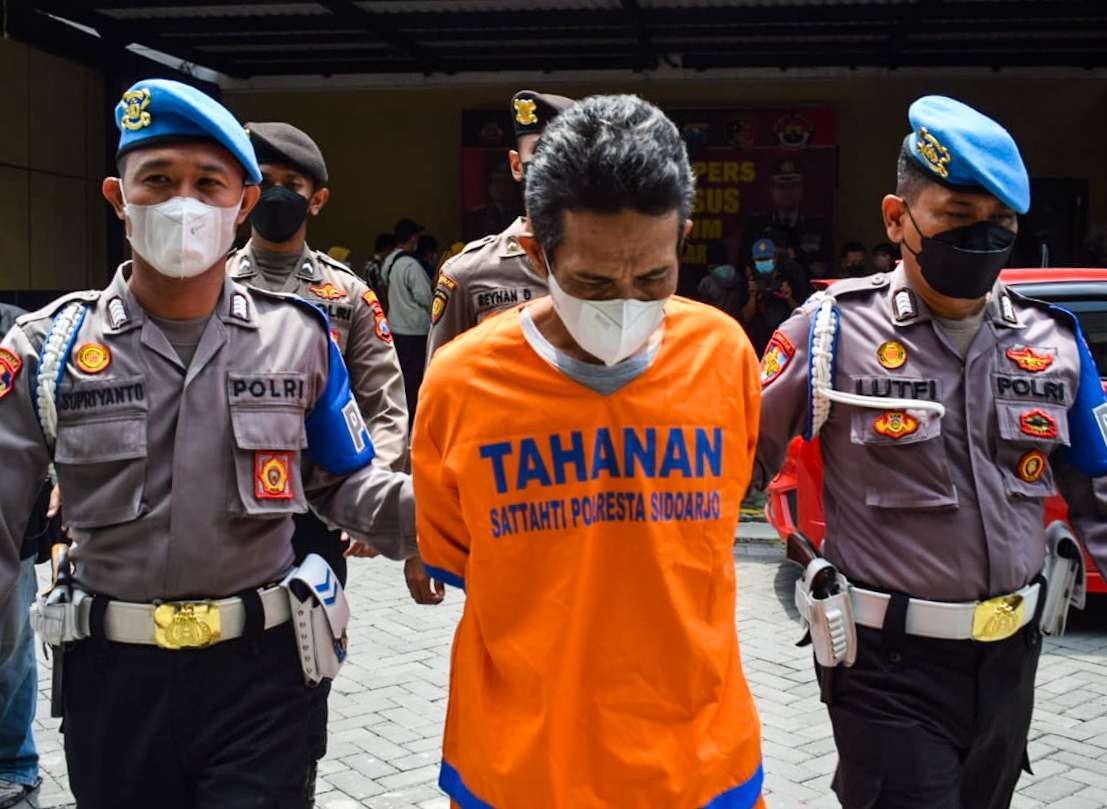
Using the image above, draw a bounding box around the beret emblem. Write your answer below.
[916,126,951,179]
[121,88,152,131]
[513,98,538,126]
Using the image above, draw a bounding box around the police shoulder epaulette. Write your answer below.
[829,273,891,299]
[1005,285,1076,333]
[459,233,497,256]
[316,251,356,277]
[250,284,331,332]
[15,289,100,328]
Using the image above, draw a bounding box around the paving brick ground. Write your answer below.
[27,539,1107,808]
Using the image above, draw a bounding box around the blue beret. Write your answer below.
[904,95,1029,214]
[115,79,261,185]
[752,238,775,260]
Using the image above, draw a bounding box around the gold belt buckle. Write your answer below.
[971,594,1025,642]
[153,602,222,649]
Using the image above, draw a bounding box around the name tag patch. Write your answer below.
[228,373,308,406]
[473,286,534,312]
[58,375,146,417]
[853,376,940,401]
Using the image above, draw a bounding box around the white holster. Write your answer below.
[282,554,350,687]
[795,558,858,668]
[1040,521,1086,636]
[30,589,91,646]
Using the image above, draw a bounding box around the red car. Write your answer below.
[766,268,1107,594]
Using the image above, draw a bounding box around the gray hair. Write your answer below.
[525,94,695,256]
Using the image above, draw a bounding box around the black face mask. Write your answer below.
[251,185,310,243]
[901,204,1015,300]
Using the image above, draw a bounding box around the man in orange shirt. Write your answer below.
[413,95,766,809]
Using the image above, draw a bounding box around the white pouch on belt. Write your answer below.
[1040,521,1086,636]
[795,558,858,668]
[282,554,350,687]
[30,589,91,646]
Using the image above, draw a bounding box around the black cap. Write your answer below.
[394,217,424,242]
[510,90,574,139]
[246,121,328,186]
[771,158,804,184]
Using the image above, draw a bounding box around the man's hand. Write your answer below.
[342,532,381,558]
[404,555,445,605]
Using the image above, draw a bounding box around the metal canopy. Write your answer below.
[7,0,1107,79]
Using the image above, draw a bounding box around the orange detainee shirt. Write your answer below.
[413,297,765,809]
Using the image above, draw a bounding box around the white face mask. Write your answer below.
[121,184,242,279]
[544,252,668,366]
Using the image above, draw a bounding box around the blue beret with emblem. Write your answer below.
[114,79,261,185]
[903,95,1029,214]
[752,238,776,261]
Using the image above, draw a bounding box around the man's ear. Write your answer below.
[309,187,330,216]
[517,233,548,277]
[882,194,907,244]
[508,150,524,183]
[236,184,262,225]
[102,177,126,221]
[683,218,694,239]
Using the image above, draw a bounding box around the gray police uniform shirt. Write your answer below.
[755,264,1107,602]
[230,242,409,472]
[426,217,548,361]
[0,265,417,603]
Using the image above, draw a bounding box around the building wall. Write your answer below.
[225,73,1107,270]
[0,38,108,299]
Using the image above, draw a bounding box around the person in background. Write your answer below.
[698,241,747,320]
[743,158,832,278]
[0,303,43,809]
[414,234,440,281]
[363,232,396,292]
[838,241,868,278]
[383,218,434,424]
[741,237,807,355]
[870,241,897,274]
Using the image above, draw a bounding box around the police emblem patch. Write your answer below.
[75,343,111,375]
[873,410,920,440]
[1016,449,1048,483]
[1006,346,1053,373]
[877,340,908,370]
[1019,408,1058,439]
[361,291,392,344]
[916,127,951,179]
[513,98,538,126]
[255,451,293,500]
[760,331,796,387]
[308,283,347,301]
[120,88,152,131]
[0,348,23,402]
[431,274,458,326]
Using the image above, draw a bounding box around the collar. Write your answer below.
[885,263,932,327]
[499,217,529,259]
[230,242,317,282]
[103,261,258,334]
[987,278,1024,329]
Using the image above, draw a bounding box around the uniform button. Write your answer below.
[888,651,902,663]
[871,273,885,285]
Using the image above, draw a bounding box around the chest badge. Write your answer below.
[0,348,23,402]
[1019,408,1058,439]
[760,331,796,387]
[75,343,111,375]
[1016,449,1048,483]
[877,340,908,370]
[873,410,919,440]
[255,451,294,500]
[308,283,347,301]
[1006,346,1053,373]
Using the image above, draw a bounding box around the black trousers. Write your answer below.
[63,621,314,809]
[392,333,427,428]
[820,604,1042,809]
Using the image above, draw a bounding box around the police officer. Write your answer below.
[756,96,1107,809]
[425,90,573,358]
[742,158,833,279]
[0,79,417,809]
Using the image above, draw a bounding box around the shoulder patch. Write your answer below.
[431,273,458,325]
[1006,286,1077,334]
[829,274,890,299]
[0,347,23,401]
[760,330,796,387]
[361,290,393,344]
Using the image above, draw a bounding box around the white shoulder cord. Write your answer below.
[35,302,87,448]
[808,294,946,437]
